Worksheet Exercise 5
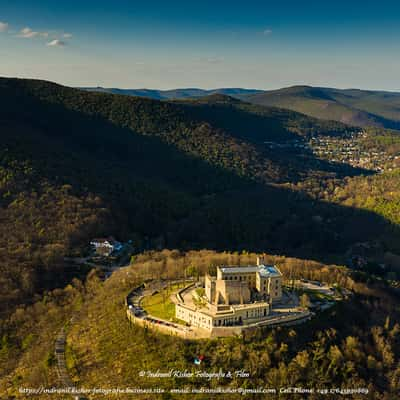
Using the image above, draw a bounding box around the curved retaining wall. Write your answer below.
[126,309,189,338]
[125,283,145,307]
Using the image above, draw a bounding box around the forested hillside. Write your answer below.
[328,171,400,227]
[2,251,399,399]
[82,84,400,130]
[1,78,360,183]
[0,77,399,317]
[245,86,400,130]
[1,77,400,400]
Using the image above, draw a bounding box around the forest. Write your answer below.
[1,250,399,399]
[0,77,399,316]
[0,78,399,398]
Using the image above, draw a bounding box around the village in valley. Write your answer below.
[308,131,400,172]
[264,130,400,172]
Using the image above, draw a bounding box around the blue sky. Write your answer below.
[1,0,400,90]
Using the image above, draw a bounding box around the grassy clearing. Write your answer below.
[295,288,335,301]
[141,283,181,320]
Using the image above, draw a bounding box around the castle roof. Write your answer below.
[258,265,282,278]
[219,266,259,274]
[218,265,282,278]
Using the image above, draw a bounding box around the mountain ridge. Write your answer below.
[80,84,400,129]
[78,86,264,100]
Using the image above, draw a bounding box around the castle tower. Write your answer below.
[256,255,266,266]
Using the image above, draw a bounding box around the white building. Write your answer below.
[90,237,123,256]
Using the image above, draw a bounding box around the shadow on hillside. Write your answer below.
[170,184,399,264]
[176,99,373,181]
[1,83,398,267]
[178,97,356,140]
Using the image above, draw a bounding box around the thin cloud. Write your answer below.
[5,22,73,44]
[263,29,273,36]
[0,21,9,32]
[199,56,225,64]
[18,27,40,38]
[208,57,224,64]
[17,27,65,39]
[47,39,66,47]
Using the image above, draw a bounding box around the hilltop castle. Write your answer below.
[175,257,283,330]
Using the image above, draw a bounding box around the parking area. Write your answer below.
[296,279,337,297]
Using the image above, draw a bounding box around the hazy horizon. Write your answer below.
[2,74,400,93]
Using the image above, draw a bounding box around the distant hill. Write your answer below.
[244,85,400,130]
[79,86,264,100]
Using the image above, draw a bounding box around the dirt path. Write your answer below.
[54,326,74,388]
